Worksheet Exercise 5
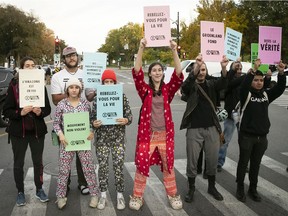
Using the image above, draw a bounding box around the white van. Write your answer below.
[180,60,252,81]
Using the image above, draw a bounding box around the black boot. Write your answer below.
[203,160,208,179]
[207,175,223,201]
[236,183,246,202]
[248,184,261,202]
[185,177,195,203]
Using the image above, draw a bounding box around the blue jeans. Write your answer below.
[218,118,238,167]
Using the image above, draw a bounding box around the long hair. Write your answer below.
[148,62,165,96]
[19,56,36,69]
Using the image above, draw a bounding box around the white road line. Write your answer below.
[11,167,51,216]
[174,159,257,216]
[281,152,288,157]
[0,169,3,175]
[224,157,288,212]
[261,155,288,177]
[125,162,189,216]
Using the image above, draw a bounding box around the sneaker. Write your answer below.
[167,195,183,210]
[97,197,106,210]
[36,189,49,202]
[16,192,26,207]
[56,197,67,210]
[89,196,98,208]
[129,195,143,210]
[117,197,125,210]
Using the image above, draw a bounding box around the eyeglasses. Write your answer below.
[65,53,77,58]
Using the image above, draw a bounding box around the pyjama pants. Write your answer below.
[133,131,177,198]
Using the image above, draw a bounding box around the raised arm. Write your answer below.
[134,38,147,73]
[170,40,182,76]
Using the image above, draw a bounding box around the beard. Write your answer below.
[65,59,78,69]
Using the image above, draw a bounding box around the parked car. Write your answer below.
[270,68,288,88]
[0,67,14,127]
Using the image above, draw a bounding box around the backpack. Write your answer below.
[232,91,268,126]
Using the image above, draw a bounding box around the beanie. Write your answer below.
[101,69,117,83]
[66,77,82,92]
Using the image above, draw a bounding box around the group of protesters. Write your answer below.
[3,37,287,211]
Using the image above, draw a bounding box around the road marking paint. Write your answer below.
[174,159,257,216]
[224,157,288,212]
[261,155,288,177]
[11,168,51,216]
[125,162,189,216]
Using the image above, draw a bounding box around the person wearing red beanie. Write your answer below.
[101,69,117,84]
[91,69,133,210]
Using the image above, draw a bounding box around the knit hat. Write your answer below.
[101,69,117,83]
[62,46,77,56]
[66,77,82,91]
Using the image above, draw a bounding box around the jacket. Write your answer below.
[132,67,183,177]
[180,71,228,131]
[3,78,51,138]
[239,73,285,135]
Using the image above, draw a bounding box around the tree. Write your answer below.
[0,4,57,66]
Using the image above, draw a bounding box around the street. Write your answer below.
[0,68,288,216]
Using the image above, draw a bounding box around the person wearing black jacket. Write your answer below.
[235,59,286,202]
[3,57,51,207]
[217,60,272,172]
[180,54,228,202]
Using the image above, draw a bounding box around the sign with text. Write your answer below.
[64,112,91,151]
[258,26,282,64]
[96,84,123,125]
[251,43,269,73]
[83,52,107,88]
[19,69,45,108]
[201,21,224,62]
[144,5,171,47]
[224,27,242,61]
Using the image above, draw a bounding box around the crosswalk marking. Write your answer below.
[224,157,288,212]
[3,152,288,216]
[125,162,189,216]
[261,155,288,177]
[11,168,51,216]
[174,159,258,216]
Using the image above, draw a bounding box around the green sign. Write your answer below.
[251,43,269,73]
[63,112,91,151]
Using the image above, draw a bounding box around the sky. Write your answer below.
[1,0,198,54]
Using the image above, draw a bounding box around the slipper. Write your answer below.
[78,185,89,195]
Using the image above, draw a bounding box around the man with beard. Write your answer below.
[51,46,89,195]
[180,54,228,202]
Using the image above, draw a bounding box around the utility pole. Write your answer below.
[176,12,181,57]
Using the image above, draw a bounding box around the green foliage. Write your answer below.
[0,4,62,66]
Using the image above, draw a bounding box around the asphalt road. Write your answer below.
[0,68,288,216]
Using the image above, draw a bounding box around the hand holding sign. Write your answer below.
[220,55,229,68]
[116,118,128,125]
[93,120,102,128]
[140,38,147,49]
[277,60,285,74]
[170,40,177,50]
[253,58,262,71]
[21,105,33,116]
[32,107,42,116]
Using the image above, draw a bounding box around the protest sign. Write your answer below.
[64,111,91,151]
[251,43,269,73]
[83,52,107,88]
[258,26,282,64]
[224,27,242,61]
[201,21,224,62]
[96,84,123,125]
[144,5,171,47]
[19,69,45,108]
